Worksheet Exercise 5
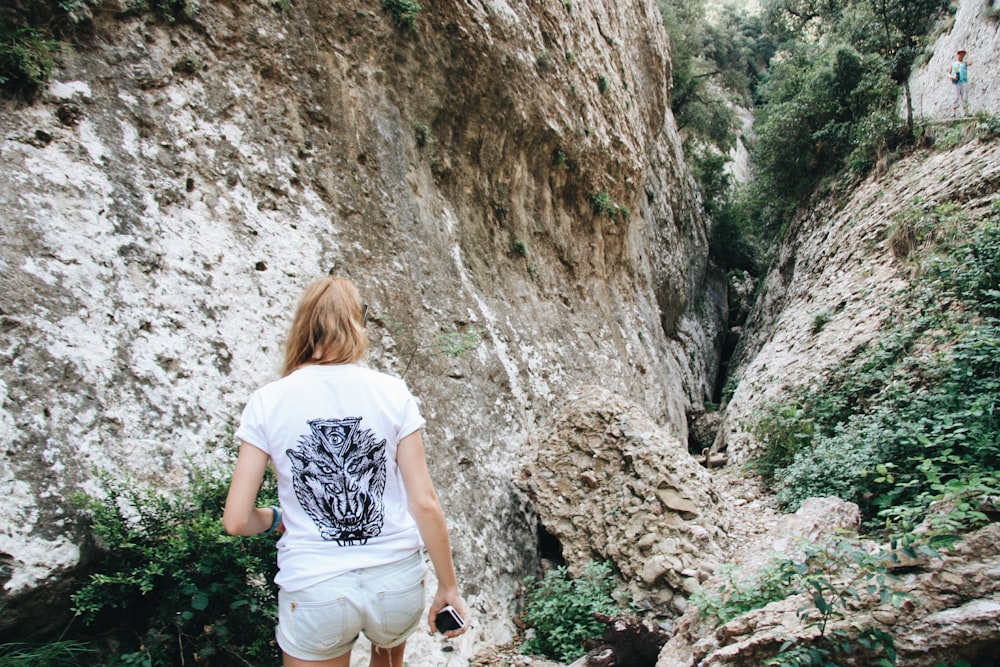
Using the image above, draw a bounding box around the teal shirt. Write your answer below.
[951,60,968,84]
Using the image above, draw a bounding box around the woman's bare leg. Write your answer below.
[282,651,352,667]
[370,642,405,667]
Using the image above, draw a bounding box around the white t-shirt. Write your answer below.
[235,363,426,591]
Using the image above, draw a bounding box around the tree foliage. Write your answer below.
[745,0,951,233]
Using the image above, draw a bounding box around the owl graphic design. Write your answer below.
[288,417,387,545]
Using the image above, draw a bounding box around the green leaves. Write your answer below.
[521,562,622,663]
[382,0,422,30]
[590,191,630,221]
[761,538,905,665]
[0,641,95,667]
[71,465,280,665]
[751,217,1000,533]
[2,0,201,96]
[691,562,790,623]
[0,26,59,93]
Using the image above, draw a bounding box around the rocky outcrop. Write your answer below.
[717,139,1000,464]
[518,385,731,615]
[658,519,1000,667]
[0,0,722,655]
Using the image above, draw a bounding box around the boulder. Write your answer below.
[518,385,732,614]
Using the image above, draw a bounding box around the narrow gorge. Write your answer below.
[1,0,998,665]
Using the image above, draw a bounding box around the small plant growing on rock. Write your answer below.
[591,191,630,221]
[762,537,914,666]
[810,308,833,334]
[691,562,790,623]
[433,327,482,357]
[521,561,622,663]
[382,0,422,30]
[0,26,59,95]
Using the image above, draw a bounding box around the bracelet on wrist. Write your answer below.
[263,505,281,535]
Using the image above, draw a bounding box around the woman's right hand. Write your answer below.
[429,589,469,638]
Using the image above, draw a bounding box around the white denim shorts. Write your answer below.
[275,551,427,661]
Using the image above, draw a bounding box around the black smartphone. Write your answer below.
[435,605,465,633]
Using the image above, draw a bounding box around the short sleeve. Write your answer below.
[397,389,426,442]
[234,391,270,454]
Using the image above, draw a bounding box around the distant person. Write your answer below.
[223,276,468,667]
[949,49,972,117]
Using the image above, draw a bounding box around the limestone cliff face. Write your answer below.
[718,139,1000,463]
[907,0,1000,119]
[0,0,722,653]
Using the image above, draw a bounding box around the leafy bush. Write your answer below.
[1,0,201,95]
[382,0,421,30]
[146,0,202,23]
[72,465,279,666]
[750,214,1000,531]
[433,328,482,357]
[0,25,59,94]
[696,536,943,665]
[590,191,629,220]
[521,561,622,663]
[975,112,1000,140]
[763,537,915,666]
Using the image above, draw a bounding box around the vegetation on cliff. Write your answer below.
[752,204,1000,535]
[667,0,961,276]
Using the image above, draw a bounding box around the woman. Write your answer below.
[223,276,468,667]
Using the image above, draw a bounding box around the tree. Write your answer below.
[866,0,950,133]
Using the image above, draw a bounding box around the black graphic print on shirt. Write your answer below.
[288,417,387,545]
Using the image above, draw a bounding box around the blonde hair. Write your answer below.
[282,276,368,375]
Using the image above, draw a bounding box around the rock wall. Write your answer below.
[658,512,1000,667]
[907,0,1000,119]
[0,0,723,656]
[717,138,1000,464]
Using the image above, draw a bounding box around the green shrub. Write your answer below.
[521,562,622,663]
[148,0,202,23]
[72,464,280,666]
[846,109,906,176]
[433,328,482,357]
[763,538,914,666]
[750,216,1000,529]
[0,26,59,94]
[382,0,422,29]
[590,191,629,220]
[975,112,1000,139]
[1,0,201,95]
[696,537,936,665]
[414,122,432,148]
